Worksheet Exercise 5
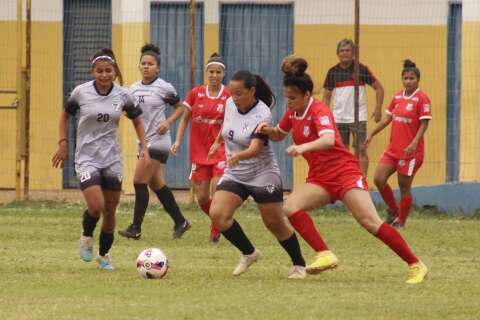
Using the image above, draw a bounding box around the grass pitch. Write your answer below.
[0,201,479,320]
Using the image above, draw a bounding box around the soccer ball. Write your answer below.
[136,248,169,279]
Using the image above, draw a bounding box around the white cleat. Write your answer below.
[79,235,93,262]
[232,249,261,276]
[287,265,307,279]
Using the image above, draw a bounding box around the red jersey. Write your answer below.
[278,98,360,180]
[385,88,432,159]
[183,85,230,165]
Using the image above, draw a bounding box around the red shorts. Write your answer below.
[380,152,423,177]
[306,165,368,203]
[189,161,226,182]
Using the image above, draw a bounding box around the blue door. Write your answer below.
[150,2,204,188]
[220,3,294,189]
[63,0,112,188]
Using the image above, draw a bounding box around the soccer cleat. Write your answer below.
[172,220,191,239]
[385,209,399,225]
[306,250,338,274]
[118,224,141,240]
[287,265,307,279]
[79,235,93,262]
[232,249,261,276]
[406,261,428,284]
[391,218,405,230]
[96,253,114,271]
[209,225,221,245]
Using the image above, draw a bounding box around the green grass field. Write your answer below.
[1,201,479,320]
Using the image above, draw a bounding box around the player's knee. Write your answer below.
[282,200,300,217]
[87,201,105,217]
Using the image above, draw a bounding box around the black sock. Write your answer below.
[279,233,306,267]
[222,220,255,255]
[154,186,186,226]
[132,183,149,229]
[82,210,99,237]
[99,230,114,256]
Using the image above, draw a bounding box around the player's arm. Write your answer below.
[371,80,385,123]
[157,102,185,135]
[171,107,192,155]
[132,116,150,162]
[52,111,70,168]
[256,122,287,141]
[207,129,224,160]
[227,138,265,167]
[323,89,332,107]
[404,119,429,156]
[286,132,335,157]
[363,113,392,148]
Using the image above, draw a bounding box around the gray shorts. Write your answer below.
[336,121,367,148]
[76,162,123,191]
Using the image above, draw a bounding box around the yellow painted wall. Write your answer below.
[460,21,480,181]
[0,21,17,188]
[293,24,447,189]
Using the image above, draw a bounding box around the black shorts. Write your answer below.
[137,147,169,163]
[216,179,283,204]
[77,164,122,191]
[336,121,367,148]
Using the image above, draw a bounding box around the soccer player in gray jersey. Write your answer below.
[207,71,307,279]
[118,43,190,240]
[52,48,149,271]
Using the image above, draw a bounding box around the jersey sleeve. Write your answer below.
[277,110,293,134]
[183,87,197,111]
[386,96,396,115]
[122,92,142,119]
[312,108,336,136]
[64,86,81,116]
[418,94,432,120]
[360,64,377,86]
[323,69,335,91]
[251,109,272,143]
[163,83,181,106]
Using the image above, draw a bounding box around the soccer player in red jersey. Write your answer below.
[171,53,230,243]
[258,56,428,284]
[364,60,431,229]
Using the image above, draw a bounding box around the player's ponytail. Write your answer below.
[281,55,313,94]
[91,48,124,86]
[141,43,161,66]
[402,59,420,80]
[231,70,276,109]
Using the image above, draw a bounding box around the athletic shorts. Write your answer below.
[336,121,367,148]
[76,162,123,191]
[380,152,423,177]
[137,147,169,163]
[306,167,368,203]
[189,161,226,182]
[216,177,283,204]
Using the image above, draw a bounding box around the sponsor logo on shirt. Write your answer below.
[198,93,205,98]
[319,116,330,126]
[303,126,310,137]
[393,115,412,123]
[406,103,413,111]
[423,104,430,112]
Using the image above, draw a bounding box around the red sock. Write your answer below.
[375,222,418,264]
[200,198,220,236]
[379,184,398,213]
[398,195,412,225]
[288,210,328,252]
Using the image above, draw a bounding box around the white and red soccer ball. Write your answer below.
[136,248,168,279]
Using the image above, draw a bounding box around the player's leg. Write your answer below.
[357,121,369,177]
[395,158,419,228]
[374,155,399,224]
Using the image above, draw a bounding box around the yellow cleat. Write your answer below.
[306,250,338,275]
[406,261,428,284]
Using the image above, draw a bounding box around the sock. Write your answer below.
[375,222,418,265]
[379,184,399,213]
[288,210,329,252]
[398,195,413,225]
[200,198,220,237]
[82,209,99,237]
[132,183,149,229]
[99,230,114,256]
[154,186,186,227]
[221,220,255,255]
[279,233,306,267]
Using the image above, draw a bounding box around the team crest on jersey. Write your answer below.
[242,122,250,133]
[423,104,430,112]
[266,184,276,194]
[319,116,330,126]
[412,97,419,102]
[303,126,310,137]
[406,103,413,111]
[398,160,406,166]
[216,104,224,112]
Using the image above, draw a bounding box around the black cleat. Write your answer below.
[118,224,141,240]
[172,220,191,239]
